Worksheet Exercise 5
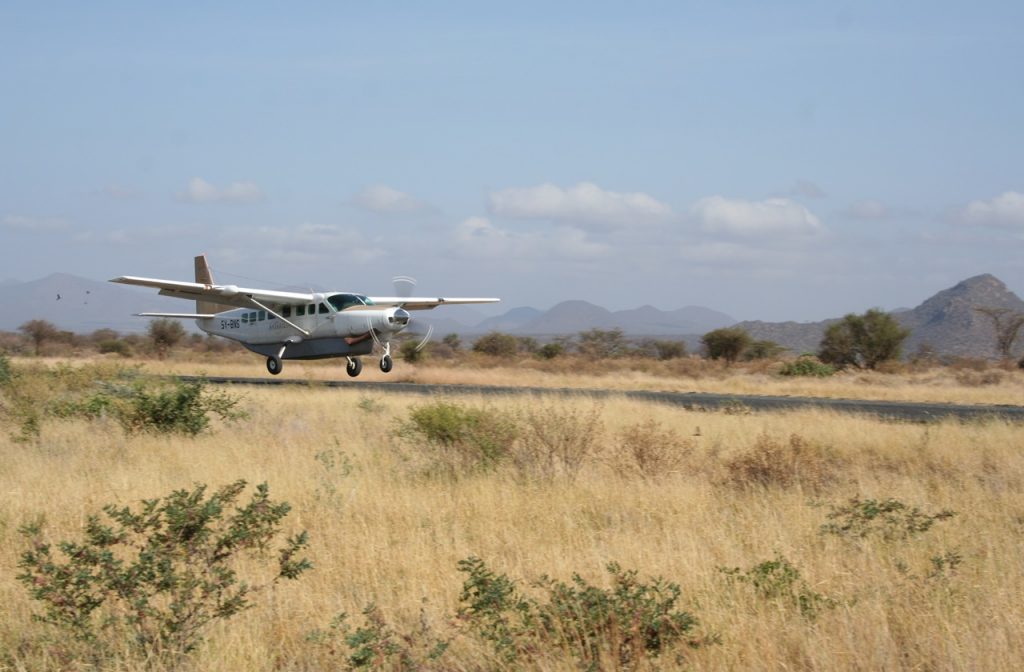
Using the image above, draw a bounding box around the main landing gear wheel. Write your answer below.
[266,356,282,375]
[346,357,363,378]
[379,354,393,373]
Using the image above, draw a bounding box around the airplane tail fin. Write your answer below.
[194,255,221,315]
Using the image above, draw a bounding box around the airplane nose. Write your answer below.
[392,308,411,326]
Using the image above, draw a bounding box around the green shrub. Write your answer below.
[97,339,132,356]
[18,481,311,665]
[820,497,957,541]
[472,332,520,358]
[399,339,426,363]
[400,401,519,476]
[537,342,564,359]
[456,556,707,668]
[719,554,836,619]
[74,378,245,436]
[307,604,449,671]
[0,352,11,385]
[779,356,836,377]
[701,327,752,363]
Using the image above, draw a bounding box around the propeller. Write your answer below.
[390,275,435,352]
[392,275,417,298]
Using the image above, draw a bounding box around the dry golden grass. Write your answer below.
[2,365,1023,670]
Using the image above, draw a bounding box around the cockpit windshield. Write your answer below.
[327,293,374,311]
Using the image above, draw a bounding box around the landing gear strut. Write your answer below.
[379,341,393,373]
[346,357,363,378]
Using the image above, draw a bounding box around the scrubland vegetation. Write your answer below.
[1,357,1022,670]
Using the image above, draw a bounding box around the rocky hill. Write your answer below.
[737,274,1024,359]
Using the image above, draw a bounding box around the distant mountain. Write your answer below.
[474,306,544,333]
[737,274,1024,359]
[521,300,619,334]
[0,273,189,333]
[614,305,735,335]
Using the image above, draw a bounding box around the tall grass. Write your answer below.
[1,370,1022,669]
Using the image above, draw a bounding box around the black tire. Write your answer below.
[267,356,282,375]
[380,354,393,373]
[346,358,363,378]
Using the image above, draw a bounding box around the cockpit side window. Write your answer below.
[327,293,368,311]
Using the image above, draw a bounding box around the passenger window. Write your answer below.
[283,306,291,318]
[319,303,328,314]
[308,304,315,315]
[296,305,305,316]
[258,311,265,321]
[241,314,248,324]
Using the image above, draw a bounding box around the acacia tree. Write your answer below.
[576,328,630,359]
[818,309,909,370]
[974,307,1024,360]
[148,319,186,359]
[19,319,60,356]
[701,327,752,363]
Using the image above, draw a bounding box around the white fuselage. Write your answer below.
[198,293,410,348]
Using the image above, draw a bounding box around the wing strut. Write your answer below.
[246,297,311,337]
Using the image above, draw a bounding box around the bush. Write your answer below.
[97,339,132,356]
[102,378,245,436]
[472,332,520,358]
[456,556,707,668]
[613,419,693,480]
[400,401,519,476]
[399,338,426,363]
[723,433,838,492]
[779,355,836,377]
[745,340,784,361]
[701,328,752,363]
[719,555,836,619]
[18,481,311,665]
[537,342,565,359]
[513,405,603,481]
[819,497,957,541]
[307,604,449,671]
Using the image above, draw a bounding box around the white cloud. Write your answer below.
[487,182,672,230]
[351,184,432,215]
[453,216,609,260]
[1,214,71,232]
[845,199,889,220]
[177,177,264,204]
[959,191,1024,229]
[690,196,822,237]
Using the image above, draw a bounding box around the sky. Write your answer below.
[2,1,1023,322]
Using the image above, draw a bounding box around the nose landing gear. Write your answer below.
[346,357,363,378]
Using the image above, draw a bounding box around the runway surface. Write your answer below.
[179,375,1024,423]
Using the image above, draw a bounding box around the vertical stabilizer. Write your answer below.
[194,255,220,315]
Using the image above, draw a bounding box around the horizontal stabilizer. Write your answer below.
[137,312,218,319]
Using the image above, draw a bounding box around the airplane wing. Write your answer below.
[110,276,315,310]
[366,296,501,311]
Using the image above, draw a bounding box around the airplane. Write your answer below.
[110,255,499,377]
